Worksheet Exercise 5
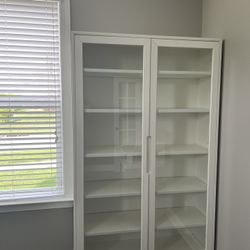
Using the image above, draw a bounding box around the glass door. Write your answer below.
[149,39,216,250]
[74,35,150,250]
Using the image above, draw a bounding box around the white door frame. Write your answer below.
[73,34,151,250]
[148,38,222,250]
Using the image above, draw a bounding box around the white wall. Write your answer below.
[0,208,73,250]
[71,0,202,36]
[203,1,250,250]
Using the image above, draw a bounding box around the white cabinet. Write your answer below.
[73,33,222,250]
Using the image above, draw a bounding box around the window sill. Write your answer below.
[0,197,73,213]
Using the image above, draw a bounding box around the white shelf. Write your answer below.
[84,108,208,114]
[85,144,207,158]
[85,179,141,199]
[86,232,204,250]
[85,145,141,158]
[85,238,140,250]
[85,207,205,236]
[156,207,206,230]
[84,68,210,79]
[83,68,142,78]
[84,108,142,114]
[85,210,141,236]
[158,70,211,79]
[156,177,206,195]
[157,144,208,156]
[156,231,204,250]
[158,108,209,114]
[85,177,206,199]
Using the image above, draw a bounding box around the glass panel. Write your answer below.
[155,46,212,250]
[82,43,143,250]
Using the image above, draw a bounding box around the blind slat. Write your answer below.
[0,35,59,42]
[0,10,59,19]
[0,145,58,151]
[0,151,62,157]
[0,40,59,47]
[0,46,59,52]
[0,188,63,197]
[0,4,59,14]
[0,24,59,32]
[0,0,58,8]
[0,116,60,120]
[0,91,59,96]
[0,157,58,162]
[0,171,63,177]
[0,161,61,168]
[0,53,59,58]
[1,95,61,99]
[0,0,63,201]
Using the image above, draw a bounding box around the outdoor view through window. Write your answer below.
[0,0,64,201]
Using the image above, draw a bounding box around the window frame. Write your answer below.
[0,0,73,212]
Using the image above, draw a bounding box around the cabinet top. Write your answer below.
[72,31,222,43]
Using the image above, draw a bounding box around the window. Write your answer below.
[0,0,71,203]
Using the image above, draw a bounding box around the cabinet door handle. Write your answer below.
[147,135,151,174]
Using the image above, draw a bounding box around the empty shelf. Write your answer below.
[83,68,142,78]
[158,70,211,79]
[85,179,141,199]
[84,68,210,79]
[85,207,205,237]
[85,177,206,199]
[85,232,204,250]
[156,207,206,231]
[85,238,140,250]
[158,108,209,114]
[156,231,204,250]
[85,145,141,158]
[85,210,141,236]
[85,144,207,157]
[84,108,142,114]
[85,108,209,114]
[157,144,208,156]
[156,177,206,195]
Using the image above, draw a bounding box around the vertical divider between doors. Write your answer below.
[148,40,158,250]
[141,38,151,250]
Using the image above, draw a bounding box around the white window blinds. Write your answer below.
[0,0,64,201]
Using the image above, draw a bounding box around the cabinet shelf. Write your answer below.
[85,179,141,199]
[156,207,205,230]
[85,177,206,199]
[85,210,140,236]
[156,144,208,156]
[158,70,211,79]
[85,207,205,236]
[85,144,207,158]
[83,68,210,79]
[83,68,142,78]
[86,232,204,250]
[156,177,206,195]
[84,108,142,114]
[86,238,140,250]
[155,233,204,250]
[84,108,208,114]
[85,145,141,158]
[158,108,209,114]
